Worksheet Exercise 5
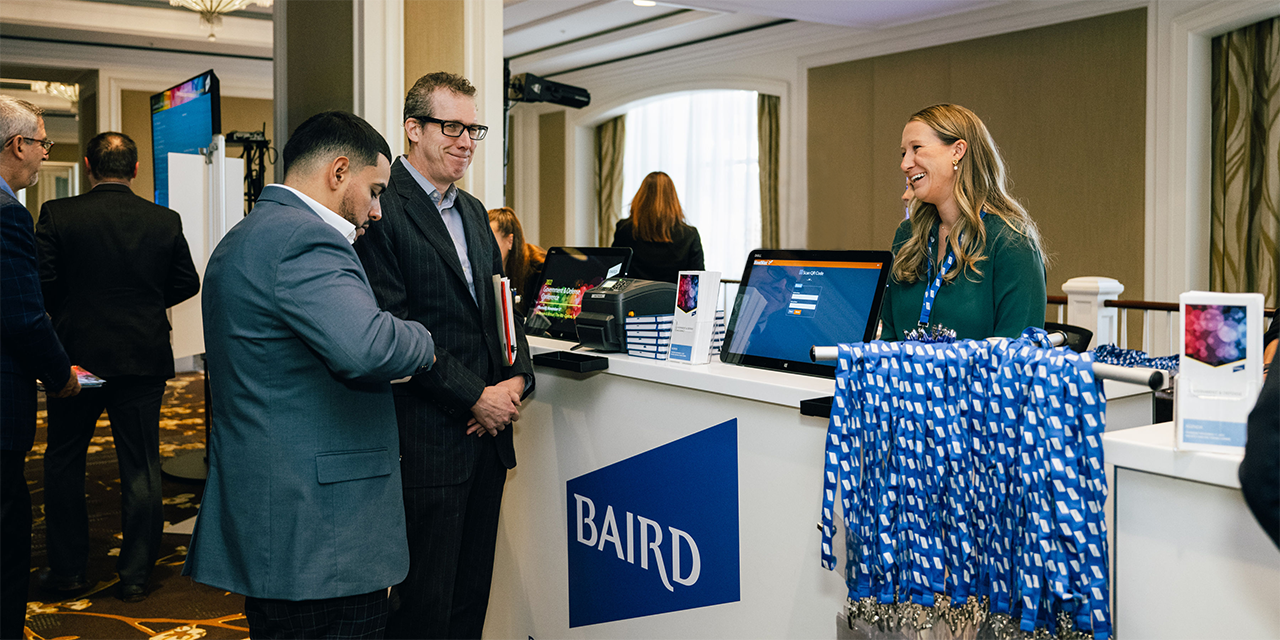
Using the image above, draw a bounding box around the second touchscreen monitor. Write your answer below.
[721,250,891,377]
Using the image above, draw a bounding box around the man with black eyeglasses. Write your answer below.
[0,94,78,639]
[355,72,534,640]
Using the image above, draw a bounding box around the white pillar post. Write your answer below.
[354,0,406,160]
[1063,276,1125,350]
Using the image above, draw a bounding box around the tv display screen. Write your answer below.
[531,247,632,340]
[151,70,220,207]
[721,249,892,378]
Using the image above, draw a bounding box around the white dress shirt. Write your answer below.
[399,157,477,303]
[273,184,359,245]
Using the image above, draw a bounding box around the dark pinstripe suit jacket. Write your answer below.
[0,188,71,451]
[355,158,534,488]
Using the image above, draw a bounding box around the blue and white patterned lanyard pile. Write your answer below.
[1091,343,1179,374]
[820,328,1112,639]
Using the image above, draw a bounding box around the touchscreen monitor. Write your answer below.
[531,247,632,340]
[720,249,892,377]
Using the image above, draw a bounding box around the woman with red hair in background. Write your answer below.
[611,171,705,284]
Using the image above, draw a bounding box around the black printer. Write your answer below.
[575,278,676,352]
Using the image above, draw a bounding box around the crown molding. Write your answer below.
[798,0,1146,70]
[552,1,1147,88]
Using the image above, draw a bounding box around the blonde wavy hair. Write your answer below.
[891,104,1045,284]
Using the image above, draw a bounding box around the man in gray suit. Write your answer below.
[183,111,436,639]
[355,72,534,639]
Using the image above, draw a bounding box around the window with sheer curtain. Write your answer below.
[620,90,761,277]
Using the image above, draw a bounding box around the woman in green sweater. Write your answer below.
[879,104,1047,342]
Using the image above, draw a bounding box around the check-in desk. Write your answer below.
[1103,423,1280,639]
[485,336,848,639]
[484,337,1202,639]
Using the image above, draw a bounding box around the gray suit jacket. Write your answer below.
[183,186,435,600]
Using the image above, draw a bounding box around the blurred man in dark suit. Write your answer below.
[1240,299,1279,549]
[0,94,79,638]
[35,132,200,602]
[356,72,534,639]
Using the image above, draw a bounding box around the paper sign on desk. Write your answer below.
[493,274,518,366]
[669,271,720,365]
[1175,291,1264,454]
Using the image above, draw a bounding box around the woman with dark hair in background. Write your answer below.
[489,206,545,315]
[611,171,705,284]
[879,103,1047,341]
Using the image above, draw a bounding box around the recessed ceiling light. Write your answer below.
[633,0,657,6]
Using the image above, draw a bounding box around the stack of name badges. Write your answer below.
[624,312,725,360]
[819,328,1112,640]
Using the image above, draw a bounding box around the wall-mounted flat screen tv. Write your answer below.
[150,70,220,207]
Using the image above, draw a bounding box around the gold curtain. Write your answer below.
[1211,17,1280,306]
[595,115,626,247]
[758,94,781,249]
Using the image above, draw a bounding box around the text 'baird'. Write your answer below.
[574,494,701,592]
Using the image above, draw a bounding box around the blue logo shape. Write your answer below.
[566,419,740,627]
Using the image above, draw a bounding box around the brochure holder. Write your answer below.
[669,270,720,365]
[1175,291,1265,453]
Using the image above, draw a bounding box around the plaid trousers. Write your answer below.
[244,589,390,639]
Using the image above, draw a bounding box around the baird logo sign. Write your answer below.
[573,494,701,591]
[565,419,740,627]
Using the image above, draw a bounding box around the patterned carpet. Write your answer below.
[24,372,249,640]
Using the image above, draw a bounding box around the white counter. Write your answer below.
[490,339,1199,639]
[487,337,847,639]
[1103,421,1243,488]
[1102,422,1280,639]
[526,336,833,408]
[1101,379,1163,432]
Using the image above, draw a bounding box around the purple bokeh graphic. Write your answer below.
[677,274,699,314]
[1184,304,1247,367]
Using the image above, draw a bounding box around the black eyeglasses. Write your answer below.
[410,116,488,141]
[8,135,54,152]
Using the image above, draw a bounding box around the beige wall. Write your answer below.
[46,143,79,164]
[539,111,565,247]
[122,90,273,204]
[808,8,1147,303]
[404,0,464,85]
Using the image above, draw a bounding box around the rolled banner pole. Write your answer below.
[811,334,1168,391]
[1092,361,1168,391]
[811,345,839,362]
[809,333,1067,362]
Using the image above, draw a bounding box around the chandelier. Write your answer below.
[31,82,80,104]
[169,0,273,41]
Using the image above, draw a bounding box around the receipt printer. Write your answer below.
[575,278,676,352]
